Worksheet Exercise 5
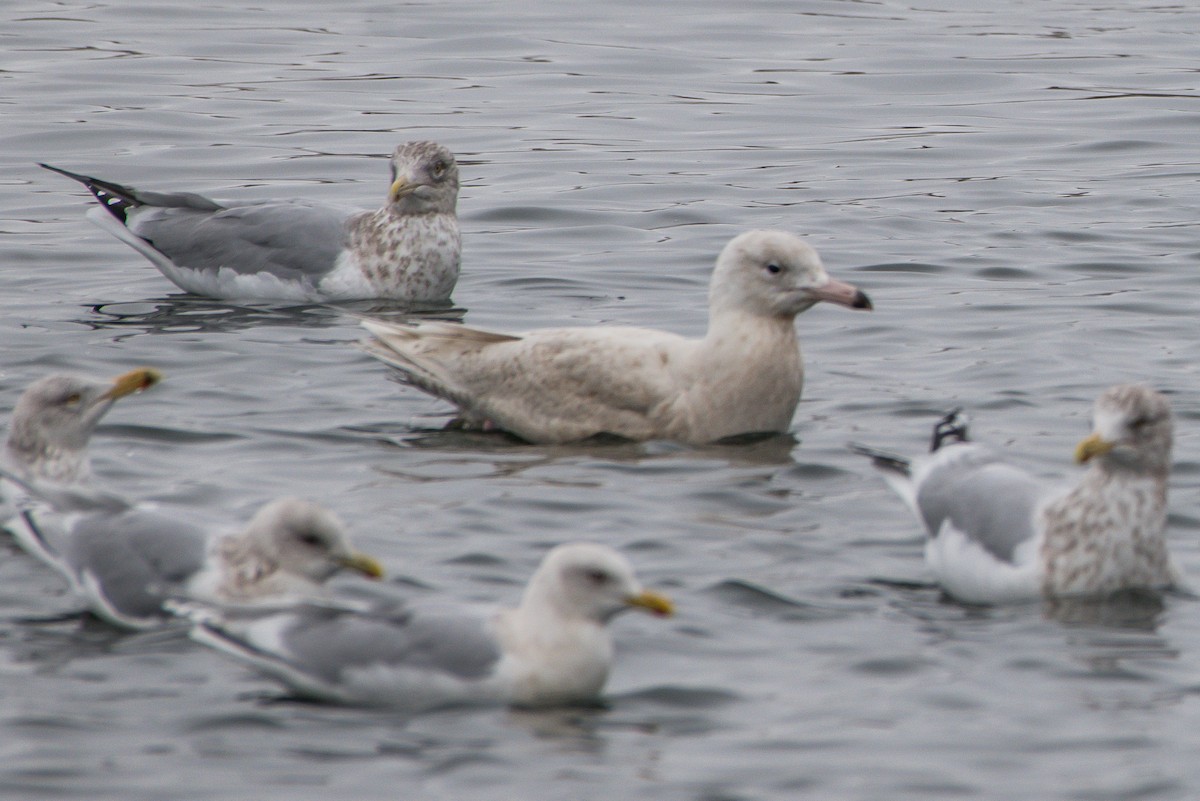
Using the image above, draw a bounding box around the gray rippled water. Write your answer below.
[3,0,1200,798]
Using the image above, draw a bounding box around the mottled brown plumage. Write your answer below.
[855,384,1181,603]
[41,141,460,302]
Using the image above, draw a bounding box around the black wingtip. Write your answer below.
[930,408,970,452]
[847,441,911,476]
[851,290,873,310]
[39,162,86,182]
[19,508,63,560]
[40,162,141,224]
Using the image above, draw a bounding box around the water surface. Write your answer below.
[2,1,1200,798]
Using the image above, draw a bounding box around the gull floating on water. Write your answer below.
[40,141,461,303]
[850,385,1181,604]
[12,497,384,630]
[1,371,381,628]
[183,542,673,709]
[1,368,161,509]
[360,230,872,444]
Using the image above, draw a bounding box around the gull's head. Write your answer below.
[708,230,872,320]
[4,368,161,481]
[387,141,460,214]
[241,498,384,584]
[1075,384,1173,475]
[522,542,674,625]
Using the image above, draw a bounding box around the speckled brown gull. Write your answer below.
[40,141,460,302]
[182,542,673,710]
[850,385,1181,604]
[360,230,872,445]
[11,497,384,630]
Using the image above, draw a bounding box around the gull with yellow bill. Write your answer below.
[183,542,673,710]
[850,385,1181,603]
[41,141,460,302]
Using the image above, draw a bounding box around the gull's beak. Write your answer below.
[337,552,385,580]
[807,278,873,310]
[625,589,674,617]
[389,176,425,203]
[1075,432,1115,464]
[104,368,163,401]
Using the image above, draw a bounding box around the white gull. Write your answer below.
[360,230,872,444]
[183,542,673,710]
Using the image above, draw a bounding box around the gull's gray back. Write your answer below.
[130,199,350,280]
[63,509,208,620]
[916,446,1047,563]
[277,603,503,684]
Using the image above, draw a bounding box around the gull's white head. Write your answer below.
[4,368,161,482]
[708,230,872,320]
[1075,384,1173,476]
[521,542,674,625]
[239,498,384,584]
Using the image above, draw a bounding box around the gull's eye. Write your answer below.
[765,263,782,275]
[1129,415,1153,431]
[430,159,448,178]
[63,393,82,406]
[298,531,324,548]
[584,568,610,586]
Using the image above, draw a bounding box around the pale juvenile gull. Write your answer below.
[359,230,872,444]
[850,385,1181,604]
[12,497,384,630]
[40,141,460,302]
[1,368,161,510]
[183,542,673,710]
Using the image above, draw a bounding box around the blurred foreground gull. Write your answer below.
[183,542,673,710]
[360,230,872,444]
[1,368,161,507]
[850,385,1181,603]
[40,141,460,302]
[12,497,384,630]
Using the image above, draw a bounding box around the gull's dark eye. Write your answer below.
[1129,415,1152,431]
[63,393,82,406]
[765,263,782,275]
[584,568,609,585]
[298,532,324,547]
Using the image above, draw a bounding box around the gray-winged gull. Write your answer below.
[40,141,460,302]
[850,385,1181,603]
[182,542,673,709]
[12,497,384,630]
[359,230,872,444]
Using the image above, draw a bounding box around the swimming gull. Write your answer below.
[850,385,1181,603]
[359,230,872,444]
[1,368,161,509]
[183,542,673,709]
[12,497,384,630]
[40,141,461,302]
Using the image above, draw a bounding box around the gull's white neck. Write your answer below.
[494,596,613,706]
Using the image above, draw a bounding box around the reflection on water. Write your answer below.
[82,298,465,335]
[1044,589,1169,632]
[389,426,800,465]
